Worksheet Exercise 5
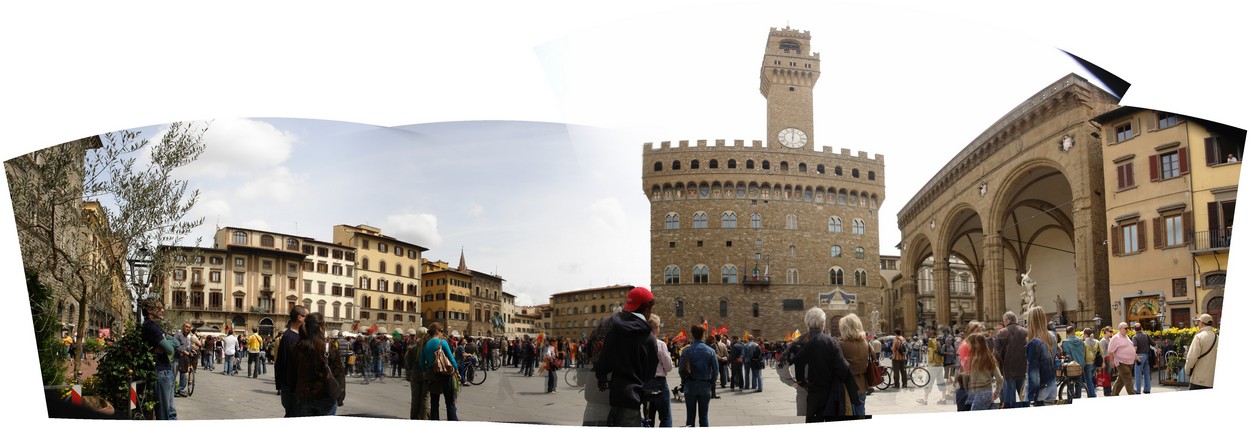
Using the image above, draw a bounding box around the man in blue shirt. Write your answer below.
[677,325,719,427]
[140,299,177,420]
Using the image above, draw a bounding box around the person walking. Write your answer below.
[140,299,178,420]
[274,305,308,417]
[594,287,660,427]
[644,315,674,427]
[792,307,858,422]
[246,327,263,378]
[961,333,1003,411]
[521,336,536,377]
[677,325,718,427]
[1081,328,1099,398]
[1184,314,1218,390]
[1107,322,1137,396]
[1131,322,1155,394]
[890,329,908,389]
[290,313,344,416]
[222,330,238,375]
[838,314,871,417]
[419,323,460,421]
[1023,307,1056,406]
[994,311,1028,407]
[544,339,559,393]
[955,321,985,411]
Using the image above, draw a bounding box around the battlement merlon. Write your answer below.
[641,141,887,163]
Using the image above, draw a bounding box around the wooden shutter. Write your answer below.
[1137,221,1147,253]
[1111,225,1122,256]
[1126,162,1135,187]
[1183,211,1194,245]
[1178,147,1190,175]
[1149,155,1160,181]
[1153,217,1163,249]
[1116,164,1126,189]
[1205,137,1217,166]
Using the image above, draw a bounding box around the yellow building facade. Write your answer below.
[550,284,633,340]
[420,258,473,337]
[332,224,426,334]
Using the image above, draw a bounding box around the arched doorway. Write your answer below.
[1205,295,1222,328]
[231,315,246,332]
[996,166,1078,321]
[259,317,275,337]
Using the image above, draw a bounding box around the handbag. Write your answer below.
[1095,371,1111,387]
[433,339,456,376]
[323,343,343,400]
[866,352,884,387]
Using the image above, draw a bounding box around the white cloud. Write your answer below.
[174,118,297,178]
[467,203,484,219]
[382,212,443,248]
[584,198,626,231]
[235,166,304,202]
[242,218,271,231]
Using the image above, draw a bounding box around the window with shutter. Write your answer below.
[1149,154,1160,181]
[1137,220,1146,253]
[1111,225,1122,256]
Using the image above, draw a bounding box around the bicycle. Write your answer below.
[875,361,930,390]
[184,355,197,397]
[490,352,502,371]
[640,388,663,427]
[464,360,487,385]
[565,366,581,388]
[1055,360,1082,403]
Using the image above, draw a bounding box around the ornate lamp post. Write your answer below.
[1093,314,1102,330]
[127,247,154,328]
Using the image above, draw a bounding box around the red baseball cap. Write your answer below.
[623,287,654,312]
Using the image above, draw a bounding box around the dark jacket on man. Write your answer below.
[275,328,301,391]
[995,323,1028,378]
[594,311,659,409]
[791,329,858,422]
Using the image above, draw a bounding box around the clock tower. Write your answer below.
[760,27,820,151]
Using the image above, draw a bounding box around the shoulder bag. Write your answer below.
[866,351,885,387]
[433,339,457,376]
[1187,334,1218,378]
[323,342,343,400]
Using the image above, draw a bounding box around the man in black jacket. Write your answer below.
[596,287,659,427]
[275,305,307,417]
[792,307,857,422]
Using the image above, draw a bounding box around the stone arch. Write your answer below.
[990,161,1080,320]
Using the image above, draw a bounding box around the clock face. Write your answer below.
[778,128,808,148]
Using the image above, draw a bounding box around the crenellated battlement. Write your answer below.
[643,140,885,164]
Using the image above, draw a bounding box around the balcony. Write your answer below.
[1191,229,1232,253]
[742,276,770,290]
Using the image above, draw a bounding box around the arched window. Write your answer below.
[852,219,866,235]
[855,247,865,259]
[780,161,789,171]
[752,303,760,318]
[751,213,762,229]
[360,276,371,289]
[409,266,415,277]
[672,160,681,170]
[868,171,876,181]
[721,211,737,228]
[838,190,848,205]
[709,159,719,169]
[830,268,844,285]
[719,300,728,317]
[664,266,681,284]
[378,279,389,292]
[786,269,799,284]
[395,263,403,276]
[721,265,738,284]
[232,231,248,245]
[834,166,843,176]
[746,160,755,169]
[831,245,842,257]
[691,160,700,169]
[379,260,387,273]
[829,216,842,233]
[728,159,737,169]
[653,161,662,171]
[817,164,825,174]
[693,212,708,229]
[852,168,860,178]
[693,265,709,284]
[799,163,807,172]
[665,212,680,229]
[362,295,372,308]
[786,214,797,230]
[803,188,813,201]
[260,235,274,247]
[854,269,868,286]
[676,300,685,318]
[849,192,859,206]
[762,160,771,170]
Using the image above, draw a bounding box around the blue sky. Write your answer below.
[3,0,1247,426]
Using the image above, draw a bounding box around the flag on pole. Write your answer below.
[702,317,709,335]
[367,323,378,335]
[763,263,769,280]
[537,333,544,345]
[743,331,750,341]
[673,330,687,342]
[717,325,728,336]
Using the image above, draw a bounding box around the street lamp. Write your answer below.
[1093,314,1102,330]
[127,247,154,327]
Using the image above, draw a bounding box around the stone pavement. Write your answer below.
[174,359,1187,423]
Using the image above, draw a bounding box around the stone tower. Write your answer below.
[642,27,886,341]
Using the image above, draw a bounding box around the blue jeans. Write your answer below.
[155,368,177,420]
[968,388,995,410]
[643,377,672,427]
[223,354,234,374]
[719,362,730,387]
[684,380,713,427]
[999,376,1024,408]
[280,387,296,417]
[853,392,866,416]
[1083,364,1097,398]
[750,366,762,391]
[1135,353,1151,393]
[547,366,557,393]
[296,396,337,416]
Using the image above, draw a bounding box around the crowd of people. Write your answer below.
[132,289,1219,423]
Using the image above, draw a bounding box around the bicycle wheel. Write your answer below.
[469,366,486,385]
[491,355,502,371]
[565,368,579,388]
[1057,378,1077,402]
[876,367,892,390]
[185,369,195,397]
[910,367,931,388]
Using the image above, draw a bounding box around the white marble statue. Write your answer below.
[870,310,881,336]
[1020,265,1037,313]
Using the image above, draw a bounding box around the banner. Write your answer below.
[673,330,687,342]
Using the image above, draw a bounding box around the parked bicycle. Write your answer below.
[875,361,930,390]
[463,355,486,385]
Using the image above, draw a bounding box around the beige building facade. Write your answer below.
[297,239,357,333]
[644,27,886,340]
[332,224,426,334]
[550,284,632,340]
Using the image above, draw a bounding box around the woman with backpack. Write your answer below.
[1024,306,1056,406]
[418,323,460,421]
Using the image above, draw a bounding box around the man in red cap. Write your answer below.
[596,287,660,427]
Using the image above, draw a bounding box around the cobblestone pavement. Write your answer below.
[174,359,1185,423]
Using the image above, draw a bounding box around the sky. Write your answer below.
[2,0,1247,427]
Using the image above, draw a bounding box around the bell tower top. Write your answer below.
[760,26,820,151]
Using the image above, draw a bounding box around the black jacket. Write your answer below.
[792,329,859,417]
[594,312,659,408]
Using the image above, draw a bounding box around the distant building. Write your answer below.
[420,258,472,337]
[549,284,633,339]
[296,238,357,334]
[333,224,426,334]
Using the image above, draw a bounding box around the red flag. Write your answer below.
[536,333,544,345]
[352,321,360,332]
[673,330,687,342]
[367,323,378,335]
[717,325,728,336]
